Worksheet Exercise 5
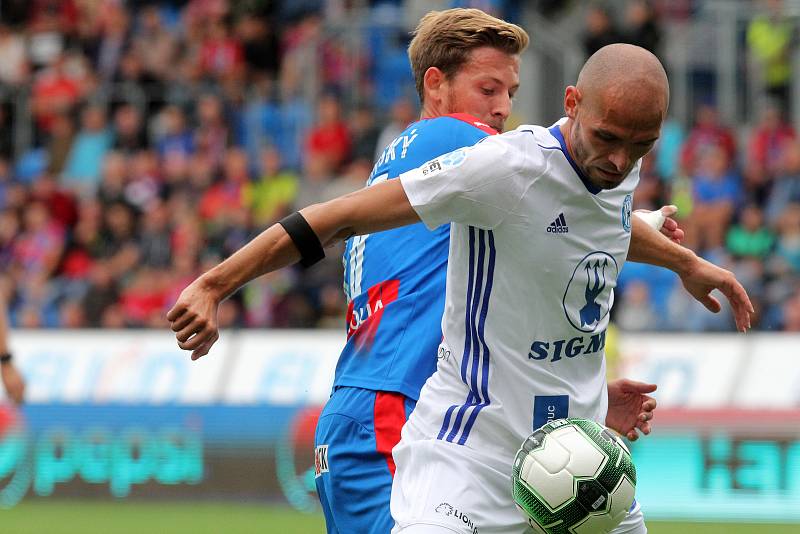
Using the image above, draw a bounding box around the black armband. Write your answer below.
[0,352,11,365]
[278,212,325,268]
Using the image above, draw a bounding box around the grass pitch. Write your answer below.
[1,501,797,533]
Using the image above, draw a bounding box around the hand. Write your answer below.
[678,254,754,332]
[1,362,25,405]
[605,378,656,441]
[166,277,222,360]
[634,205,684,244]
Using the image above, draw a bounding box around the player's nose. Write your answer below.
[493,95,512,121]
[607,150,628,172]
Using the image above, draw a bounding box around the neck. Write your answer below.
[559,120,576,161]
[420,100,445,121]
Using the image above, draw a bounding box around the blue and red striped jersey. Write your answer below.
[336,114,495,400]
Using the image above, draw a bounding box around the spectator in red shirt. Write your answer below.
[199,19,243,80]
[30,54,83,135]
[749,104,796,176]
[199,148,249,222]
[680,104,737,175]
[306,93,351,172]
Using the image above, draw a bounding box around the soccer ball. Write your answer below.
[511,418,636,534]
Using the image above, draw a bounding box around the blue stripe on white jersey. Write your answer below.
[437,227,496,445]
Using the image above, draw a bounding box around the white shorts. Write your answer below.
[390,438,646,534]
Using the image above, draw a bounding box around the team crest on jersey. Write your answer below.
[562,251,618,333]
[622,194,633,232]
[422,148,467,176]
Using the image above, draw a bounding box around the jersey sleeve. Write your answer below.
[400,130,543,230]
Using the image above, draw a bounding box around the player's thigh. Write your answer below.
[611,500,647,534]
[315,389,396,533]
[391,439,526,534]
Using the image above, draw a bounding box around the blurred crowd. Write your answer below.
[579,1,800,332]
[0,0,797,332]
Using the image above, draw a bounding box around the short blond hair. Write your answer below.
[408,8,529,103]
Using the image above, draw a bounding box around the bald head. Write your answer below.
[560,44,670,191]
[577,43,669,117]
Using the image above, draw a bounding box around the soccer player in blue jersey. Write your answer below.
[169,9,683,533]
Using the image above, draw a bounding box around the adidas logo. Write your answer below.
[547,213,569,234]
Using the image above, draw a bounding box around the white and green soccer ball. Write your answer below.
[512,418,636,534]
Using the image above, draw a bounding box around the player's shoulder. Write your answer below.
[472,124,551,176]
[415,114,496,145]
[374,115,491,175]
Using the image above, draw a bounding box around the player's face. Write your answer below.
[565,87,663,190]
[442,47,520,132]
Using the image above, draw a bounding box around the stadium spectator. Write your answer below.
[63,105,114,197]
[685,145,741,252]
[244,146,299,227]
[616,281,659,331]
[30,53,85,136]
[623,0,662,57]
[773,203,800,274]
[0,23,29,87]
[349,104,381,164]
[194,94,230,167]
[583,5,623,57]
[747,0,796,116]
[748,104,796,178]
[306,93,351,172]
[131,5,178,82]
[680,104,737,175]
[765,141,800,224]
[46,113,75,174]
[112,104,148,154]
[374,96,416,162]
[726,204,776,260]
[156,106,194,162]
[237,13,281,80]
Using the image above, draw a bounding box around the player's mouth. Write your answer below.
[596,168,625,181]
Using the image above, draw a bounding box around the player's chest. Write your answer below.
[498,182,633,281]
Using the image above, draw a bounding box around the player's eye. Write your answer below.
[481,88,494,96]
[596,131,617,142]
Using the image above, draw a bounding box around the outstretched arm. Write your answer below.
[167,179,419,359]
[628,213,754,332]
[0,295,25,405]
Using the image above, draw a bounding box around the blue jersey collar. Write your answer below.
[548,124,601,195]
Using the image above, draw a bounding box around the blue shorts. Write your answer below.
[314,386,416,534]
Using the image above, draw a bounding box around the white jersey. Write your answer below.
[398,121,639,462]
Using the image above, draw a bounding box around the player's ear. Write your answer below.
[423,67,446,104]
[564,86,580,119]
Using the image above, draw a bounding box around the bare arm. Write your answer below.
[628,215,754,332]
[0,294,25,404]
[167,179,419,358]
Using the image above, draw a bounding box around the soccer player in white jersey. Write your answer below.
[168,43,754,533]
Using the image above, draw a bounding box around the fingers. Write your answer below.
[178,327,216,351]
[640,397,657,413]
[169,310,196,333]
[620,379,657,394]
[698,293,722,313]
[165,303,185,322]
[659,205,678,217]
[719,277,754,332]
[175,317,210,343]
[191,332,219,360]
